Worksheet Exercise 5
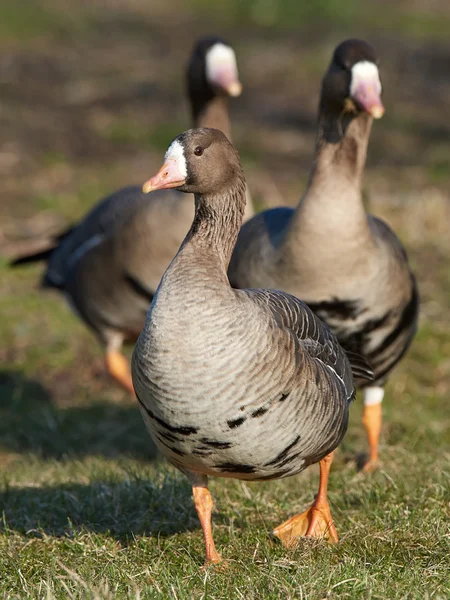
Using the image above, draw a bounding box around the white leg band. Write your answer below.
[363,386,384,407]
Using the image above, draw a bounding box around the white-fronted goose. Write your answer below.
[132,128,373,563]
[228,39,419,471]
[11,36,253,395]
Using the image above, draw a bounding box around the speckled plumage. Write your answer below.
[133,283,355,481]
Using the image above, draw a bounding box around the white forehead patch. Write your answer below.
[350,61,382,95]
[205,43,238,84]
[164,139,187,178]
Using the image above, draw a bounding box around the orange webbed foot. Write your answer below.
[201,556,227,572]
[273,452,338,548]
[362,457,380,473]
[273,499,338,548]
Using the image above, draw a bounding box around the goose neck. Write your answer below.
[312,107,373,187]
[184,178,246,274]
[192,95,232,141]
[287,108,374,243]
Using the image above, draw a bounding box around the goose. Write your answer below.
[11,36,253,395]
[228,39,419,471]
[132,127,373,563]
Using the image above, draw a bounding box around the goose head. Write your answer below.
[187,36,243,100]
[321,39,384,119]
[142,128,242,196]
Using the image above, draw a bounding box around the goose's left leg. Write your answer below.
[273,451,338,548]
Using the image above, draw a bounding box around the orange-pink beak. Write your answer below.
[213,68,243,97]
[352,81,385,119]
[142,159,187,194]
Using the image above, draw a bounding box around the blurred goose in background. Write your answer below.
[228,39,419,471]
[132,128,373,563]
[11,36,253,395]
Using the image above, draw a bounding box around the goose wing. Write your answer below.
[43,186,162,288]
[244,288,373,401]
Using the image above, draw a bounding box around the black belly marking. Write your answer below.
[361,311,392,335]
[264,435,301,467]
[167,446,185,456]
[258,469,291,481]
[124,272,154,303]
[275,451,303,469]
[154,433,185,456]
[307,297,365,320]
[227,416,246,429]
[158,431,181,444]
[216,462,256,473]
[372,279,419,357]
[136,393,198,435]
[279,392,290,402]
[200,438,232,449]
[154,415,197,435]
[339,310,393,356]
[251,406,268,418]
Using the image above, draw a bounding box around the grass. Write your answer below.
[1,0,450,598]
[1,405,449,598]
[1,205,449,599]
[190,0,450,39]
[0,1,67,41]
[0,0,93,42]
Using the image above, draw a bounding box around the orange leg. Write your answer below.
[105,350,135,395]
[362,402,382,472]
[192,484,222,565]
[273,451,338,548]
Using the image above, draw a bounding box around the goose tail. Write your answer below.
[345,350,374,382]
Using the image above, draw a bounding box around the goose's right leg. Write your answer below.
[191,474,222,565]
[273,451,338,547]
[105,337,135,395]
[361,386,384,472]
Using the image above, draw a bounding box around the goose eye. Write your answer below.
[194,146,203,156]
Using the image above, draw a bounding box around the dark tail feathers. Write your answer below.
[9,225,74,267]
[10,246,56,266]
[345,350,374,382]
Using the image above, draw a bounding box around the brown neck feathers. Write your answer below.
[187,174,246,271]
[192,96,232,141]
[311,106,373,188]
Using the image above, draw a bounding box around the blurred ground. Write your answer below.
[1,1,449,598]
